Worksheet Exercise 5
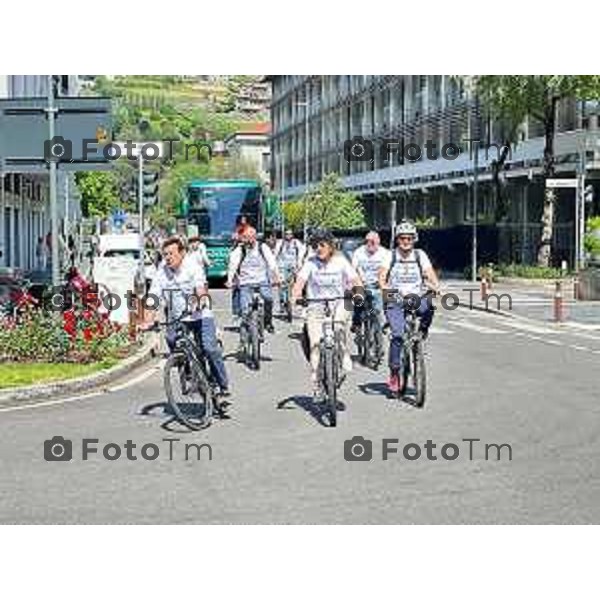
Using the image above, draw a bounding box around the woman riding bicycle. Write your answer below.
[378,220,440,394]
[292,228,362,395]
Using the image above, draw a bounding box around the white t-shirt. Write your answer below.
[298,254,358,302]
[188,248,208,280]
[352,245,392,287]
[387,249,432,296]
[149,254,206,319]
[277,239,305,269]
[190,243,210,266]
[228,243,279,286]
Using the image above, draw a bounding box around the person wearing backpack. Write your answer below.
[378,220,440,394]
[226,226,281,336]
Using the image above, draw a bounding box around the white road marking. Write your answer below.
[0,363,163,414]
[446,320,507,334]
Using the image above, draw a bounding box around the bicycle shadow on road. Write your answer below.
[277,394,347,427]
[137,400,231,432]
[357,382,423,409]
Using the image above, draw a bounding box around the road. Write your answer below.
[1,290,599,523]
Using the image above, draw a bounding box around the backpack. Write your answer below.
[386,248,425,283]
[235,242,269,277]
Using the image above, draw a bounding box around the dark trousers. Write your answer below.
[385,297,434,371]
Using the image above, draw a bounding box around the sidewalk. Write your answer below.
[444,278,600,329]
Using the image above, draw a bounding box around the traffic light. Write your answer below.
[143,169,159,207]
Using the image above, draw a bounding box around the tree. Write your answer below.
[75,171,121,218]
[474,76,600,266]
[284,173,366,231]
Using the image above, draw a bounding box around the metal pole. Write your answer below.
[303,102,309,242]
[390,194,397,250]
[47,75,60,287]
[280,153,285,236]
[0,160,4,267]
[138,152,144,277]
[472,139,479,283]
[579,144,586,271]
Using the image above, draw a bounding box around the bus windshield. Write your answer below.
[187,185,261,238]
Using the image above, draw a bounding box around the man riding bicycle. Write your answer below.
[378,220,440,394]
[350,231,391,334]
[292,228,361,395]
[276,229,305,311]
[142,236,230,397]
[226,226,280,338]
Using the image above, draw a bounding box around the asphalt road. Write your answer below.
[1,290,599,523]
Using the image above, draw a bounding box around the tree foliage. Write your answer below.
[473,76,600,266]
[283,173,366,231]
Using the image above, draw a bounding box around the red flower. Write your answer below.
[83,327,93,342]
[82,309,93,321]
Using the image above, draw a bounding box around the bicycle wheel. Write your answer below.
[398,345,411,399]
[413,342,427,408]
[164,353,213,430]
[372,320,384,369]
[323,346,337,427]
[249,315,261,370]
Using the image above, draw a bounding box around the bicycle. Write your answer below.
[277,266,295,323]
[354,287,384,370]
[297,296,347,427]
[149,313,223,430]
[239,285,265,370]
[394,291,434,407]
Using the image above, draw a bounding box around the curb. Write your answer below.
[455,298,597,332]
[0,335,160,406]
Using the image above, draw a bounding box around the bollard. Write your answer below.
[554,280,564,323]
[481,276,488,302]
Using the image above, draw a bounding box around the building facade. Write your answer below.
[224,122,271,185]
[0,75,81,273]
[270,76,600,267]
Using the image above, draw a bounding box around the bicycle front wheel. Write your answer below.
[323,347,338,427]
[164,353,213,430]
[249,317,261,370]
[413,342,427,408]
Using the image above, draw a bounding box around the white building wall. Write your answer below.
[1,75,81,271]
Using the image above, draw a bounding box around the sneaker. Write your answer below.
[266,324,275,334]
[387,373,400,394]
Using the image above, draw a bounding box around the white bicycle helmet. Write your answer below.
[395,219,419,242]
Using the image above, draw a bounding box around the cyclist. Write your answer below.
[226,226,280,338]
[188,235,211,269]
[275,229,305,312]
[350,231,391,334]
[378,220,440,394]
[142,236,230,397]
[230,217,251,323]
[292,229,362,394]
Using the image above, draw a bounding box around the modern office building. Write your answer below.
[0,75,81,273]
[269,76,600,267]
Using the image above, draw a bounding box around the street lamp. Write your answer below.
[295,99,310,242]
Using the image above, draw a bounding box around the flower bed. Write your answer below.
[0,305,135,364]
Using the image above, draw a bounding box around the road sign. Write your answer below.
[0,97,113,172]
[546,178,578,189]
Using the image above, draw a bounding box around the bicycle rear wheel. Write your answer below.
[413,342,427,408]
[164,353,213,430]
